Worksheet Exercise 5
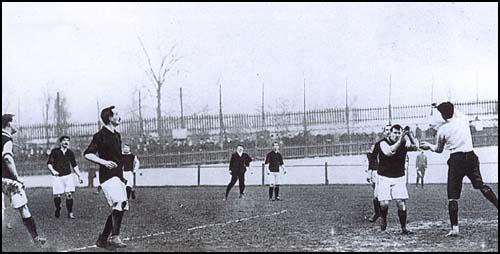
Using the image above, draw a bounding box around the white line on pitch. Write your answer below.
[61,210,287,252]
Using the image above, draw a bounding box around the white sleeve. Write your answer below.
[2,141,13,157]
[379,141,393,156]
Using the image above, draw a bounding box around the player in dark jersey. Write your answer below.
[365,125,391,223]
[265,142,286,201]
[84,106,128,250]
[47,135,83,219]
[2,114,46,245]
[122,144,140,200]
[224,145,252,200]
[376,124,419,234]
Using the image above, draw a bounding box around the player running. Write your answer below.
[122,144,140,200]
[84,106,128,249]
[420,102,498,237]
[2,114,46,245]
[376,124,419,234]
[47,135,83,219]
[265,142,286,201]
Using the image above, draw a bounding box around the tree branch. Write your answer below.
[138,36,160,84]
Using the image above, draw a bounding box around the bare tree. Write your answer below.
[138,37,180,139]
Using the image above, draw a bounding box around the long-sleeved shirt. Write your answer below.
[84,127,123,184]
[229,152,252,175]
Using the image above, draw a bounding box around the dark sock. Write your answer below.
[275,186,279,198]
[373,198,380,215]
[54,197,62,210]
[448,200,459,227]
[126,187,132,199]
[480,185,498,209]
[111,210,124,236]
[269,187,274,199]
[398,209,407,229]
[22,217,38,239]
[239,183,245,195]
[102,214,113,238]
[380,206,388,220]
[66,199,73,213]
[225,187,231,198]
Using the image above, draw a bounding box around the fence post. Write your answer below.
[197,165,201,187]
[177,152,181,167]
[261,163,265,186]
[325,162,329,185]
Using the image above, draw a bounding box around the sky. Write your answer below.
[2,2,498,125]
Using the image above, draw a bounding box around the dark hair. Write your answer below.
[123,144,130,147]
[59,136,71,142]
[437,102,454,120]
[390,124,403,131]
[237,144,244,148]
[272,141,279,146]
[100,106,115,125]
[1,114,14,129]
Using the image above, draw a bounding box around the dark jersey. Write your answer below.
[229,153,252,175]
[367,140,383,171]
[2,132,15,180]
[265,151,284,172]
[122,153,136,172]
[377,138,409,178]
[47,148,77,176]
[84,127,123,184]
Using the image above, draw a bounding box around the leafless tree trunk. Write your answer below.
[138,37,180,139]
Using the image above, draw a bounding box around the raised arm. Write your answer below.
[3,141,20,181]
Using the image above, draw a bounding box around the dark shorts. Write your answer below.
[447,151,484,200]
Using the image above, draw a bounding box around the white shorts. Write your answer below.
[52,174,76,195]
[101,177,129,211]
[376,175,409,201]
[123,171,134,188]
[267,172,281,186]
[2,178,28,209]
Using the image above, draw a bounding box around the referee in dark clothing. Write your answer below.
[224,145,252,200]
[420,102,498,237]
[84,106,128,249]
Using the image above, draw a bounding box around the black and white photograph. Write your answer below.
[2,2,498,252]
